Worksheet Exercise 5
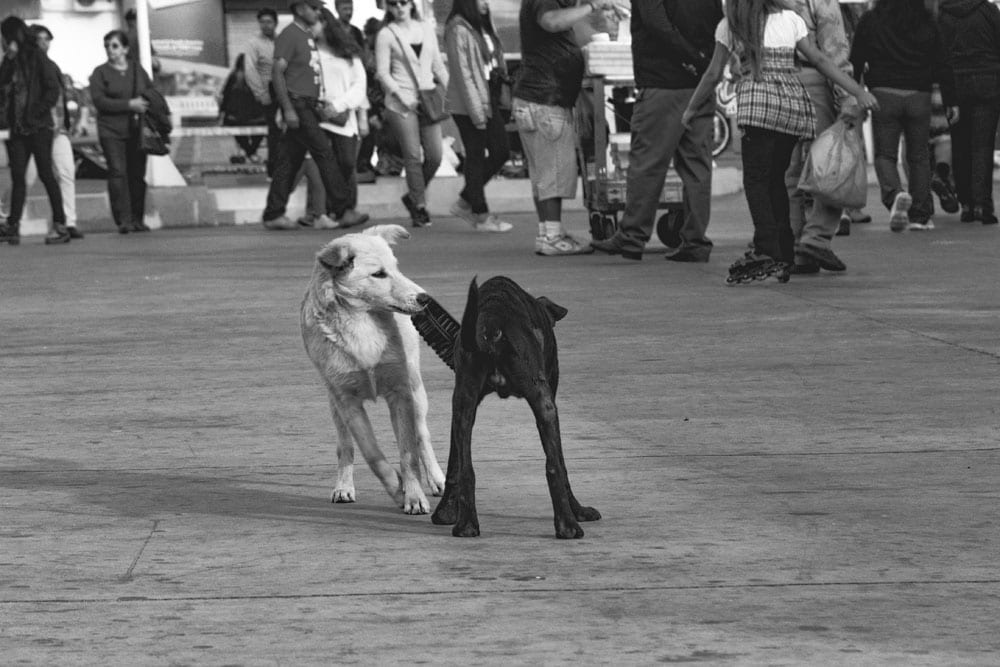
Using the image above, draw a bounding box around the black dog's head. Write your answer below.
[458,276,566,398]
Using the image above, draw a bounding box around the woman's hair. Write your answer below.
[725,0,788,78]
[446,0,499,39]
[103,29,130,49]
[383,0,421,24]
[319,7,362,58]
[873,0,933,29]
[1,16,37,53]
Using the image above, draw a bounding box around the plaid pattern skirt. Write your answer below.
[735,48,816,139]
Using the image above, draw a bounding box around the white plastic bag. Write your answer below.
[798,117,867,209]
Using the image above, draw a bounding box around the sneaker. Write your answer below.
[974,207,999,226]
[789,259,820,275]
[535,233,595,256]
[314,214,340,230]
[797,244,846,272]
[931,175,959,213]
[960,206,976,223]
[907,220,935,231]
[889,192,912,232]
[473,213,513,233]
[401,193,431,227]
[44,227,72,245]
[67,226,84,240]
[590,235,642,260]
[262,215,298,230]
[846,208,872,223]
[664,247,709,263]
[297,215,317,228]
[337,209,369,228]
[836,216,851,236]
[449,198,477,226]
[0,224,20,245]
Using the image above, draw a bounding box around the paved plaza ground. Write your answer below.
[2,190,999,665]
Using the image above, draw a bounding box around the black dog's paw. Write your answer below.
[555,519,584,539]
[576,505,601,522]
[431,498,458,525]
[452,521,480,537]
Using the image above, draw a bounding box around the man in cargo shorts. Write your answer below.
[512,0,616,256]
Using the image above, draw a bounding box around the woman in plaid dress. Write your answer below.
[683,0,878,283]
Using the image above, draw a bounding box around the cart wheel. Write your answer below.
[656,210,684,248]
[600,214,617,240]
[588,211,606,240]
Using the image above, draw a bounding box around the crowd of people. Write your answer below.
[2,0,999,274]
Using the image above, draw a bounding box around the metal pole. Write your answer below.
[135,0,153,75]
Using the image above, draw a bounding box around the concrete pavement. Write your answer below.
[2,191,999,665]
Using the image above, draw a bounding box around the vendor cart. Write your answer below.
[579,42,685,246]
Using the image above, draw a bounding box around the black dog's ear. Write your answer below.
[537,296,568,323]
[317,244,354,278]
[460,277,480,351]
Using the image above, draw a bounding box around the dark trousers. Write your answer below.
[951,98,1000,214]
[262,98,348,221]
[99,133,147,230]
[325,131,359,215]
[615,87,714,256]
[236,134,265,158]
[742,127,798,263]
[453,106,510,214]
[356,126,376,173]
[6,128,65,227]
[264,101,281,178]
[871,89,932,223]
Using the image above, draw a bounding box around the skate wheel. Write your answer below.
[656,210,684,248]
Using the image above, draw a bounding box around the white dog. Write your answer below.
[300,224,445,514]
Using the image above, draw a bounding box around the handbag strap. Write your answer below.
[389,25,422,91]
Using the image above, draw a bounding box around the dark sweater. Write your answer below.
[630,0,722,89]
[937,0,1000,76]
[0,49,62,135]
[89,61,153,140]
[849,10,948,96]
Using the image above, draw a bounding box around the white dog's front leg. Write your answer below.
[328,400,356,503]
[337,399,404,507]
[410,366,445,496]
[386,391,431,514]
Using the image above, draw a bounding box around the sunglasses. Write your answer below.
[387,1,410,7]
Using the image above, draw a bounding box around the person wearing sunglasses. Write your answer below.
[375,0,449,227]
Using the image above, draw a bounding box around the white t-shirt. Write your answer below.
[318,50,369,138]
[715,10,808,52]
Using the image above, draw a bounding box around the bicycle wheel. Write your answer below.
[712,110,731,158]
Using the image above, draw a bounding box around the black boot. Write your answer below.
[0,222,20,245]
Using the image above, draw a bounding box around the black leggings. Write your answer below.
[5,128,65,226]
[741,126,798,263]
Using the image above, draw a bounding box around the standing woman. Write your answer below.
[0,16,67,246]
[376,0,449,227]
[444,0,513,233]
[89,30,152,234]
[315,8,370,228]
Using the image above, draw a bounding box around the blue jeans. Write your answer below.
[99,133,146,230]
[384,107,443,209]
[871,89,932,223]
[951,93,1000,214]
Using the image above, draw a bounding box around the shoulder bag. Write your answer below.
[132,64,170,155]
[390,26,449,126]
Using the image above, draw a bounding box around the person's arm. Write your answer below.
[681,42,728,129]
[89,67,132,115]
[271,57,297,128]
[428,25,448,89]
[803,0,853,104]
[375,29,405,103]
[446,26,487,128]
[796,34,878,115]
[537,0,608,34]
[243,41,270,105]
[39,58,63,112]
[336,57,369,111]
[631,0,710,74]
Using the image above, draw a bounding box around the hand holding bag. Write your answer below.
[390,27,449,126]
[798,116,867,209]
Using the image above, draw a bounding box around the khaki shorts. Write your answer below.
[512,98,578,201]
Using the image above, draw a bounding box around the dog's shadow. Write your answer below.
[1,457,432,534]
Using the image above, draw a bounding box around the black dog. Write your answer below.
[427,276,601,539]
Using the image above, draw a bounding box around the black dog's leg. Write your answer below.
[432,363,485,536]
[526,384,589,539]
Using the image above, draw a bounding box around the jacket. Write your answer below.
[937,0,1000,100]
[0,49,63,135]
[445,16,505,128]
[849,9,949,99]
[376,21,449,116]
[89,62,155,140]
[630,0,722,89]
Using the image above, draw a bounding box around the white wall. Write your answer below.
[36,0,120,86]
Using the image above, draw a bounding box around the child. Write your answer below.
[682,0,878,283]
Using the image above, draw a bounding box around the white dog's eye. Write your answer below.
[372,269,388,278]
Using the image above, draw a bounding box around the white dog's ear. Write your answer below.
[364,224,411,245]
[317,243,354,278]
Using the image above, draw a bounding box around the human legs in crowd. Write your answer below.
[451,105,512,233]
[51,132,81,239]
[235,134,265,163]
[385,108,442,228]
[293,158,332,228]
[511,97,591,256]
[100,134,148,234]
[786,76,846,274]
[1,129,67,246]
[871,89,933,232]
[591,88,714,262]
[261,99,352,230]
[951,96,1000,225]
[740,127,798,265]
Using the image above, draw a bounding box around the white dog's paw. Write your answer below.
[427,473,446,497]
[401,491,431,515]
[330,486,356,503]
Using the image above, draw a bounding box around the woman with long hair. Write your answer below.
[375,0,449,227]
[444,0,512,232]
[0,16,68,245]
[683,0,878,283]
[88,29,153,234]
[850,0,951,231]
